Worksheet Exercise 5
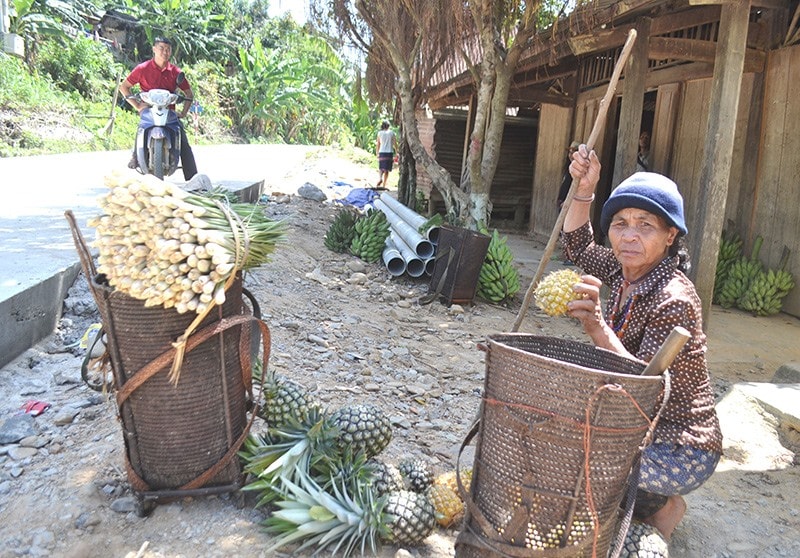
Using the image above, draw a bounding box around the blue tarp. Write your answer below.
[333,188,380,209]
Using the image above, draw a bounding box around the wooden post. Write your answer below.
[612,17,650,189]
[690,1,751,325]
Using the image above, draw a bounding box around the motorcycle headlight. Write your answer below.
[141,89,172,106]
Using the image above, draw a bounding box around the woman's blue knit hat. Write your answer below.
[600,172,688,236]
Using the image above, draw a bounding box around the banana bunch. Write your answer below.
[476,229,520,303]
[715,235,764,309]
[737,247,795,316]
[324,207,359,253]
[350,209,391,263]
[712,228,743,304]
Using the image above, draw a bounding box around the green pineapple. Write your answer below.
[252,360,319,428]
[383,490,436,545]
[619,520,669,558]
[367,459,405,496]
[264,466,436,556]
[330,403,393,458]
[398,458,434,493]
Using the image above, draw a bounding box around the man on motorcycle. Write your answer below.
[119,36,198,180]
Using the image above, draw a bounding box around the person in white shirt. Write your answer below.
[375,121,399,188]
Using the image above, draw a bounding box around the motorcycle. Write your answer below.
[128,73,192,180]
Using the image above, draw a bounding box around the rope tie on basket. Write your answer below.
[582,383,655,558]
[168,200,252,385]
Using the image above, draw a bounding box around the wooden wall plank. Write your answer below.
[671,78,711,237]
[652,83,681,174]
[612,18,651,189]
[530,104,572,238]
[754,45,800,315]
[723,72,754,236]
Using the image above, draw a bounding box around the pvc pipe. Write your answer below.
[382,237,407,277]
[390,231,425,278]
[424,257,436,276]
[379,192,440,245]
[374,199,434,259]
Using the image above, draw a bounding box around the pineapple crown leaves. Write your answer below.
[264,465,386,557]
[243,407,338,482]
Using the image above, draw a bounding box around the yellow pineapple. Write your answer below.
[427,484,465,528]
[534,269,583,316]
[433,468,473,499]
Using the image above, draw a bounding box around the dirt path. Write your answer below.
[0,147,798,558]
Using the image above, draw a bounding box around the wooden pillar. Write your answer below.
[690,1,751,325]
[611,18,650,189]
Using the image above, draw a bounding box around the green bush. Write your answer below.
[0,53,66,108]
[37,37,124,101]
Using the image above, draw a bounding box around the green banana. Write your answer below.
[716,235,763,308]
[476,227,520,303]
[736,246,795,316]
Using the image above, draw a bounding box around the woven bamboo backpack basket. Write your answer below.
[66,211,268,510]
[454,334,667,558]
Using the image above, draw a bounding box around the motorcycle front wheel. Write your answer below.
[151,137,165,180]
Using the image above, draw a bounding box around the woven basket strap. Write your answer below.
[608,453,642,558]
[608,372,671,558]
[64,210,97,279]
[121,316,271,493]
[64,210,112,320]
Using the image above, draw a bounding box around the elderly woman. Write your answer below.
[562,145,723,541]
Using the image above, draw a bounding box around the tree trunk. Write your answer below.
[393,57,470,222]
[397,137,417,209]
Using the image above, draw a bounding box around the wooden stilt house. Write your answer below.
[418,0,800,320]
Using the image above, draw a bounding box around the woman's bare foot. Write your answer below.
[643,495,686,541]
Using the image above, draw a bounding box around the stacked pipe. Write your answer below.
[373,197,437,278]
[379,193,440,245]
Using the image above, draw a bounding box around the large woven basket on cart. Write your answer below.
[455,334,667,558]
[66,211,268,506]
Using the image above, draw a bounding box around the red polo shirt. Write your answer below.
[126,58,190,93]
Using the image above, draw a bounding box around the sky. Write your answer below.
[267,0,307,23]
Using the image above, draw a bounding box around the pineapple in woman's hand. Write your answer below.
[534,269,584,316]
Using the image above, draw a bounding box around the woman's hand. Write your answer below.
[568,274,634,358]
[569,144,601,196]
[567,274,607,336]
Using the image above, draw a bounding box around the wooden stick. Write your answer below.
[511,29,638,332]
[641,326,690,376]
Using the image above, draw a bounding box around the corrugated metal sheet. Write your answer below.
[425,114,537,229]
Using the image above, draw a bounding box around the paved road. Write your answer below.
[0,144,319,300]
[0,144,319,368]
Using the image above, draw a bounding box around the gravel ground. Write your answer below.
[0,149,798,558]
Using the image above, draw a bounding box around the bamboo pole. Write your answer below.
[512,29,638,332]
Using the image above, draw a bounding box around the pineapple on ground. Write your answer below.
[619,520,669,558]
[264,467,436,556]
[256,371,320,428]
[427,484,465,528]
[534,268,583,316]
[367,459,405,496]
[330,403,393,459]
[398,458,435,492]
[433,467,473,498]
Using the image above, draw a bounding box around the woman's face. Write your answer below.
[608,208,678,279]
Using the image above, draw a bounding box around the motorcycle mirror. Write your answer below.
[176,72,185,86]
